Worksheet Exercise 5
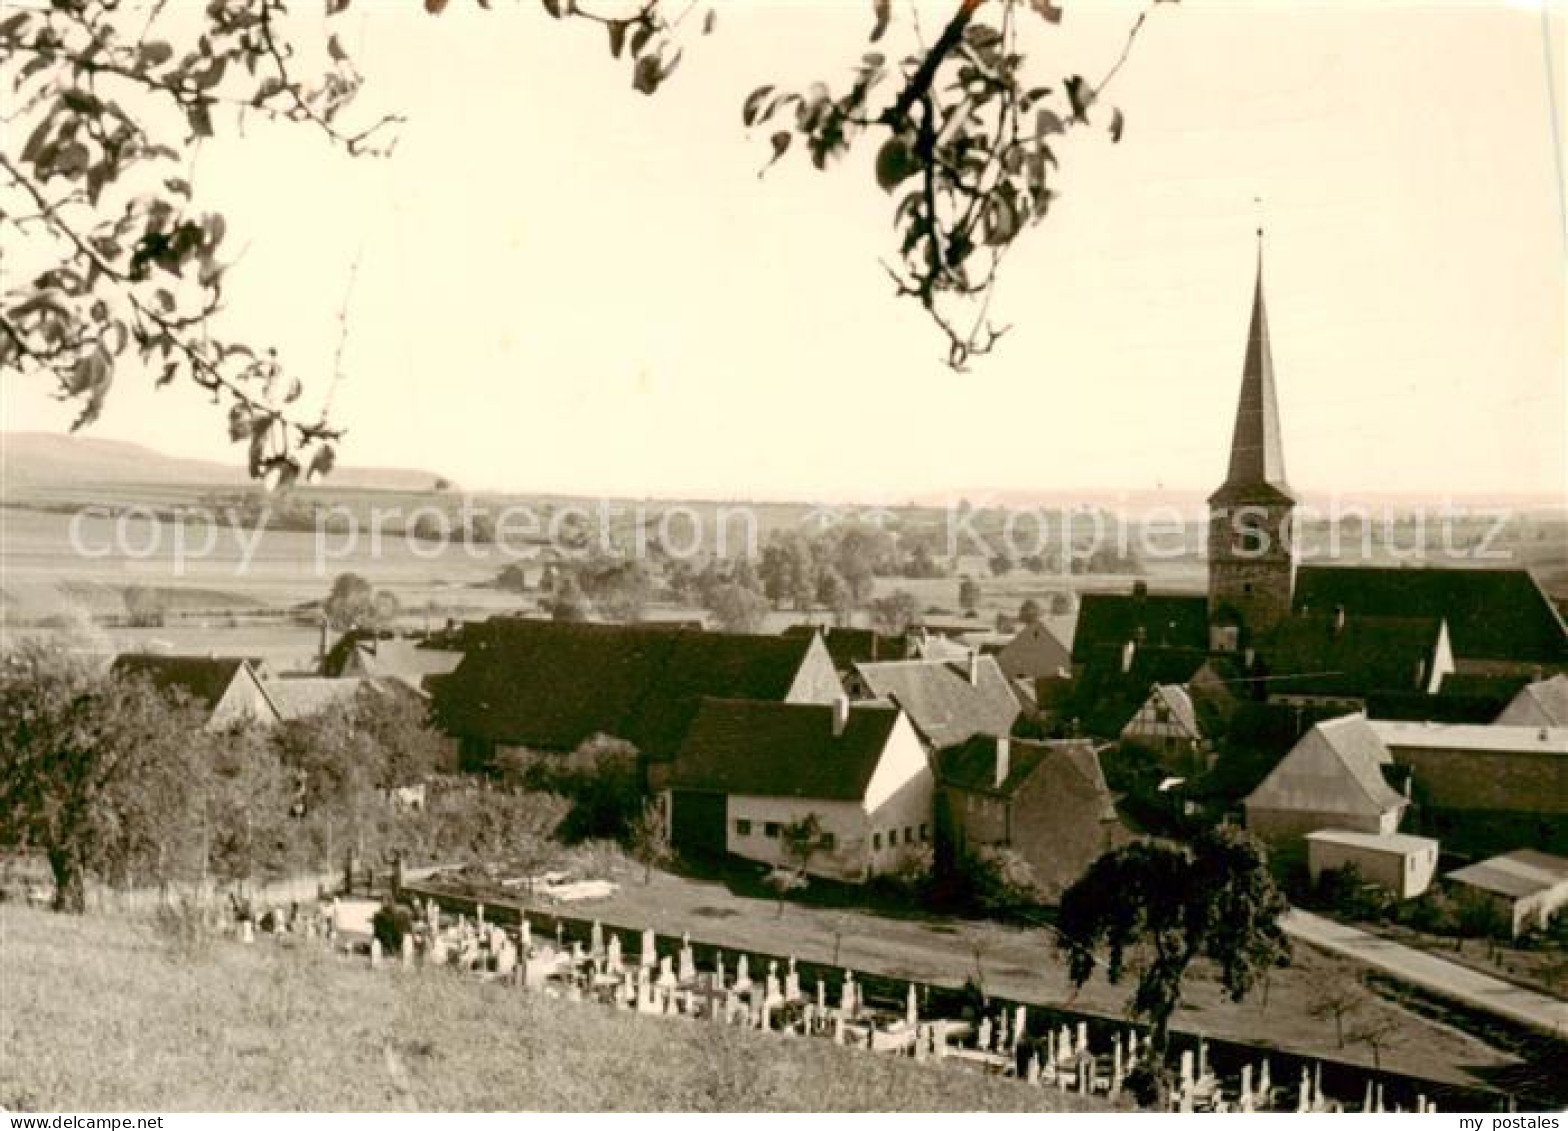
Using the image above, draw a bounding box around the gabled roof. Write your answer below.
[433,619,835,757]
[337,638,463,691]
[1447,849,1568,900]
[111,654,258,711]
[1257,614,1446,699]
[667,698,902,802]
[781,625,908,668]
[1210,244,1294,506]
[853,656,1019,750]
[938,736,1113,820]
[1245,714,1408,818]
[268,677,382,722]
[1293,566,1568,665]
[1073,592,1209,663]
[1496,674,1568,727]
[1124,683,1202,739]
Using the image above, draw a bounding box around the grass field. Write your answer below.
[0,906,1107,1112]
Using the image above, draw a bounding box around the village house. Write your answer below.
[936,734,1125,899]
[1119,683,1206,773]
[1255,612,1454,712]
[1242,715,1409,851]
[663,697,931,882]
[1368,720,1568,855]
[849,653,1021,751]
[110,654,280,729]
[1494,673,1568,727]
[432,619,843,777]
[990,619,1073,683]
[1305,829,1440,901]
[322,634,465,696]
[1444,849,1568,938]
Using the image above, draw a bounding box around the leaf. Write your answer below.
[870,0,891,43]
[1035,107,1065,140]
[327,34,348,63]
[743,85,775,127]
[1065,74,1095,122]
[326,0,352,14]
[541,0,562,17]
[228,403,255,442]
[424,0,449,12]
[607,20,626,58]
[1109,106,1125,143]
[307,445,336,484]
[629,22,655,57]
[139,41,174,67]
[703,8,717,35]
[760,130,791,175]
[1028,0,1064,23]
[874,134,916,193]
[632,54,662,95]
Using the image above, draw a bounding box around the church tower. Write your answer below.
[1208,238,1296,650]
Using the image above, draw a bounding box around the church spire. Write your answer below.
[1212,233,1293,503]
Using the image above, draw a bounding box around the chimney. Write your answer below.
[1120,640,1136,674]
[994,736,1011,789]
[1333,605,1346,636]
[968,650,981,686]
[832,694,849,737]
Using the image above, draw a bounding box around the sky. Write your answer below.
[3,0,1565,504]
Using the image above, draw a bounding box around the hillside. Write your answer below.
[0,907,1104,1112]
[0,432,451,493]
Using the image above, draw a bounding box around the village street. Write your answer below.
[1282,910,1568,1038]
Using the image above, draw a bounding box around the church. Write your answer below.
[1072,242,1568,721]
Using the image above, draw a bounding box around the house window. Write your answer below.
[736,819,752,836]
[904,827,914,844]
[920,824,929,842]
[872,832,882,851]
[764,822,781,839]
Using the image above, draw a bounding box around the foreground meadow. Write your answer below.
[0,906,1106,1112]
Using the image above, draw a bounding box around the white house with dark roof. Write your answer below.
[111,654,280,729]
[1243,714,1409,848]
[664,697,930,883]
[1120,683,1204,770]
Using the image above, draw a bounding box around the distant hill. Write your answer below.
[1,432,453,493]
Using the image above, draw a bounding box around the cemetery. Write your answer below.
[222,877,1519,1114]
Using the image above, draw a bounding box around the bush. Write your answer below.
[495,738,646,845]
[1401,888,1461,935]
[372,901,415,954]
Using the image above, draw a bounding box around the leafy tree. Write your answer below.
[496,563,530,594]
[122,584,168,628]
[760,533,820,610]
[1017,596,1042,625]
[815,567,855,627]
[323,572,398,632]
[769,812,832,914]
[704,581,769,633]
[1057,826,1290,1097]
[1307,976,1370,1048]
[958,576,982,612]
[0,641,206,911]
[2,0,1163,477]
[576,554,653,622]
[545,573,591,622]
[629,796,673,885]
[869,589,921,635]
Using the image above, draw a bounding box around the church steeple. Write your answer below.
[1207,232,1297,647]
[1212,237,1294,505]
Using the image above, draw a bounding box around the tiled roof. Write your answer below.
[1293,566,1568,665]
[1496,675,1568,727]
[433,619,833,758]
[1257,614,1445,699]
[1369,721,1568,755]
[938,735,1112,820]
[1072,592,1209,662]
[268,677,375,721]
[853,656,1020,750]
[1447,849,1568,900]
[111,654,252,710]
[1246,714,1407,817]
[667,698,901,801]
